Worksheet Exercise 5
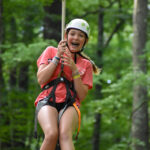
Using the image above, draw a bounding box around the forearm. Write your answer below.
[37,40,67,85]
[37,57,57,85]
[73,74,88,101]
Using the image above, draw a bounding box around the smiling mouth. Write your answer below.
[71,42,80,47]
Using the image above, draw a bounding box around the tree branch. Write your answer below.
[104,19,124,48]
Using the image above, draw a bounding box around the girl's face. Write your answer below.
[67,29,87,52]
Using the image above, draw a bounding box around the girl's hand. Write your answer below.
[61,49,77,72]
[56,40,67,57]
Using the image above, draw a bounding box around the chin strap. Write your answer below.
[74,53,77,64]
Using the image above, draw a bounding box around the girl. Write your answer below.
[35,18,99,150]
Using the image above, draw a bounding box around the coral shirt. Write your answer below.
[35,46,93,107]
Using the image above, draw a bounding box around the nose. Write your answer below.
[73,34,79,40]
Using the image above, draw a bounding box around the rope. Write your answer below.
[61,0,66,74]
[61,0,66,40]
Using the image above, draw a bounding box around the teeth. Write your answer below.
[72,43,79,46]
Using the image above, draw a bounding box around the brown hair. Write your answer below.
[78,52,101,75]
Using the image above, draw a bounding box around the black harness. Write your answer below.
[42,76,76,107]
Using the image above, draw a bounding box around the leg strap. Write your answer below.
[58,102,81,140]
[73,102,81,140]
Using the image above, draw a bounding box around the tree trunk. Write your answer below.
[18,64,29,91]
[43,0,61,42]
[92,113,101,150]
[92,8,104,150]
[131,0,149,150]
[9,17,17,88]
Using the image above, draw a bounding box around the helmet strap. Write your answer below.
[66,35,87,63]
[74,53,77,64]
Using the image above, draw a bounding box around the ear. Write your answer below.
[85,38,88,44]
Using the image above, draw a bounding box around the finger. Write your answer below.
[64,51,71,57]
[65,47,71,53]
[58,41,65,48]
[62,62,70,67]
[63,56,74,66]
[60,40,67,45]
[61,59,72,66]
[61,56,69,62]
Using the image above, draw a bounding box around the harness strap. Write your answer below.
[73,102,81,140]
[42,77,72,106]
[42,77,70,91]
[48,84,57,105]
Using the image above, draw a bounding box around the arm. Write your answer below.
[37,40,67,85]
[72,72,89,101]
[61,50,89,101]
[37,61,58,85]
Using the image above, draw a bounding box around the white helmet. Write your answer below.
[66,19,90,38]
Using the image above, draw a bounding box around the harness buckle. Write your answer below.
[60,77,64,82]
[44,85,50,89]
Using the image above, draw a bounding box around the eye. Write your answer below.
[70,32,75,36]
[79,33,84,38]
[69,31,76,36]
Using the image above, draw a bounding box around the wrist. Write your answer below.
[72,69,79,76]
[54,56,60,61]
[56,52,61,58]
[51,56,60,66]
[73,74,80,80]
[72,69,80,80]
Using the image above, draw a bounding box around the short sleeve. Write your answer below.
[37,46,55,68]
[82,62,93,89]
